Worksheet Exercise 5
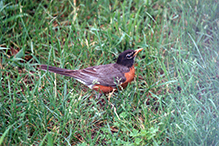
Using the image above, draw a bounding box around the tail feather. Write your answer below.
[40,65,76,77]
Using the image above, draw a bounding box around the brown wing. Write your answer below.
[40,64,129,88]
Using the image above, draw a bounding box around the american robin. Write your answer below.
[40,48,143,98]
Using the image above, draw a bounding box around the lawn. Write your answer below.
[1,0,219,145]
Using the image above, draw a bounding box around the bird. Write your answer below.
[39,48,143,98]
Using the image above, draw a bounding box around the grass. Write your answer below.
[1,0,219,145]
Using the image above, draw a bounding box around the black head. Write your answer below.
[116,48,143,68]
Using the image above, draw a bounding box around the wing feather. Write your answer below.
[40,64,129,88]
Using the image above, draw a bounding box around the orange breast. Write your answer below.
[92,65,135,93]
[92,85,114,93]
[121,65,135,88]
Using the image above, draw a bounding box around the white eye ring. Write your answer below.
[126,52,134,59]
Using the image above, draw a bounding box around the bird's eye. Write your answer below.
[126,52,133,59]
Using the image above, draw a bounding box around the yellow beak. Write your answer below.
[133,48,143,56]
